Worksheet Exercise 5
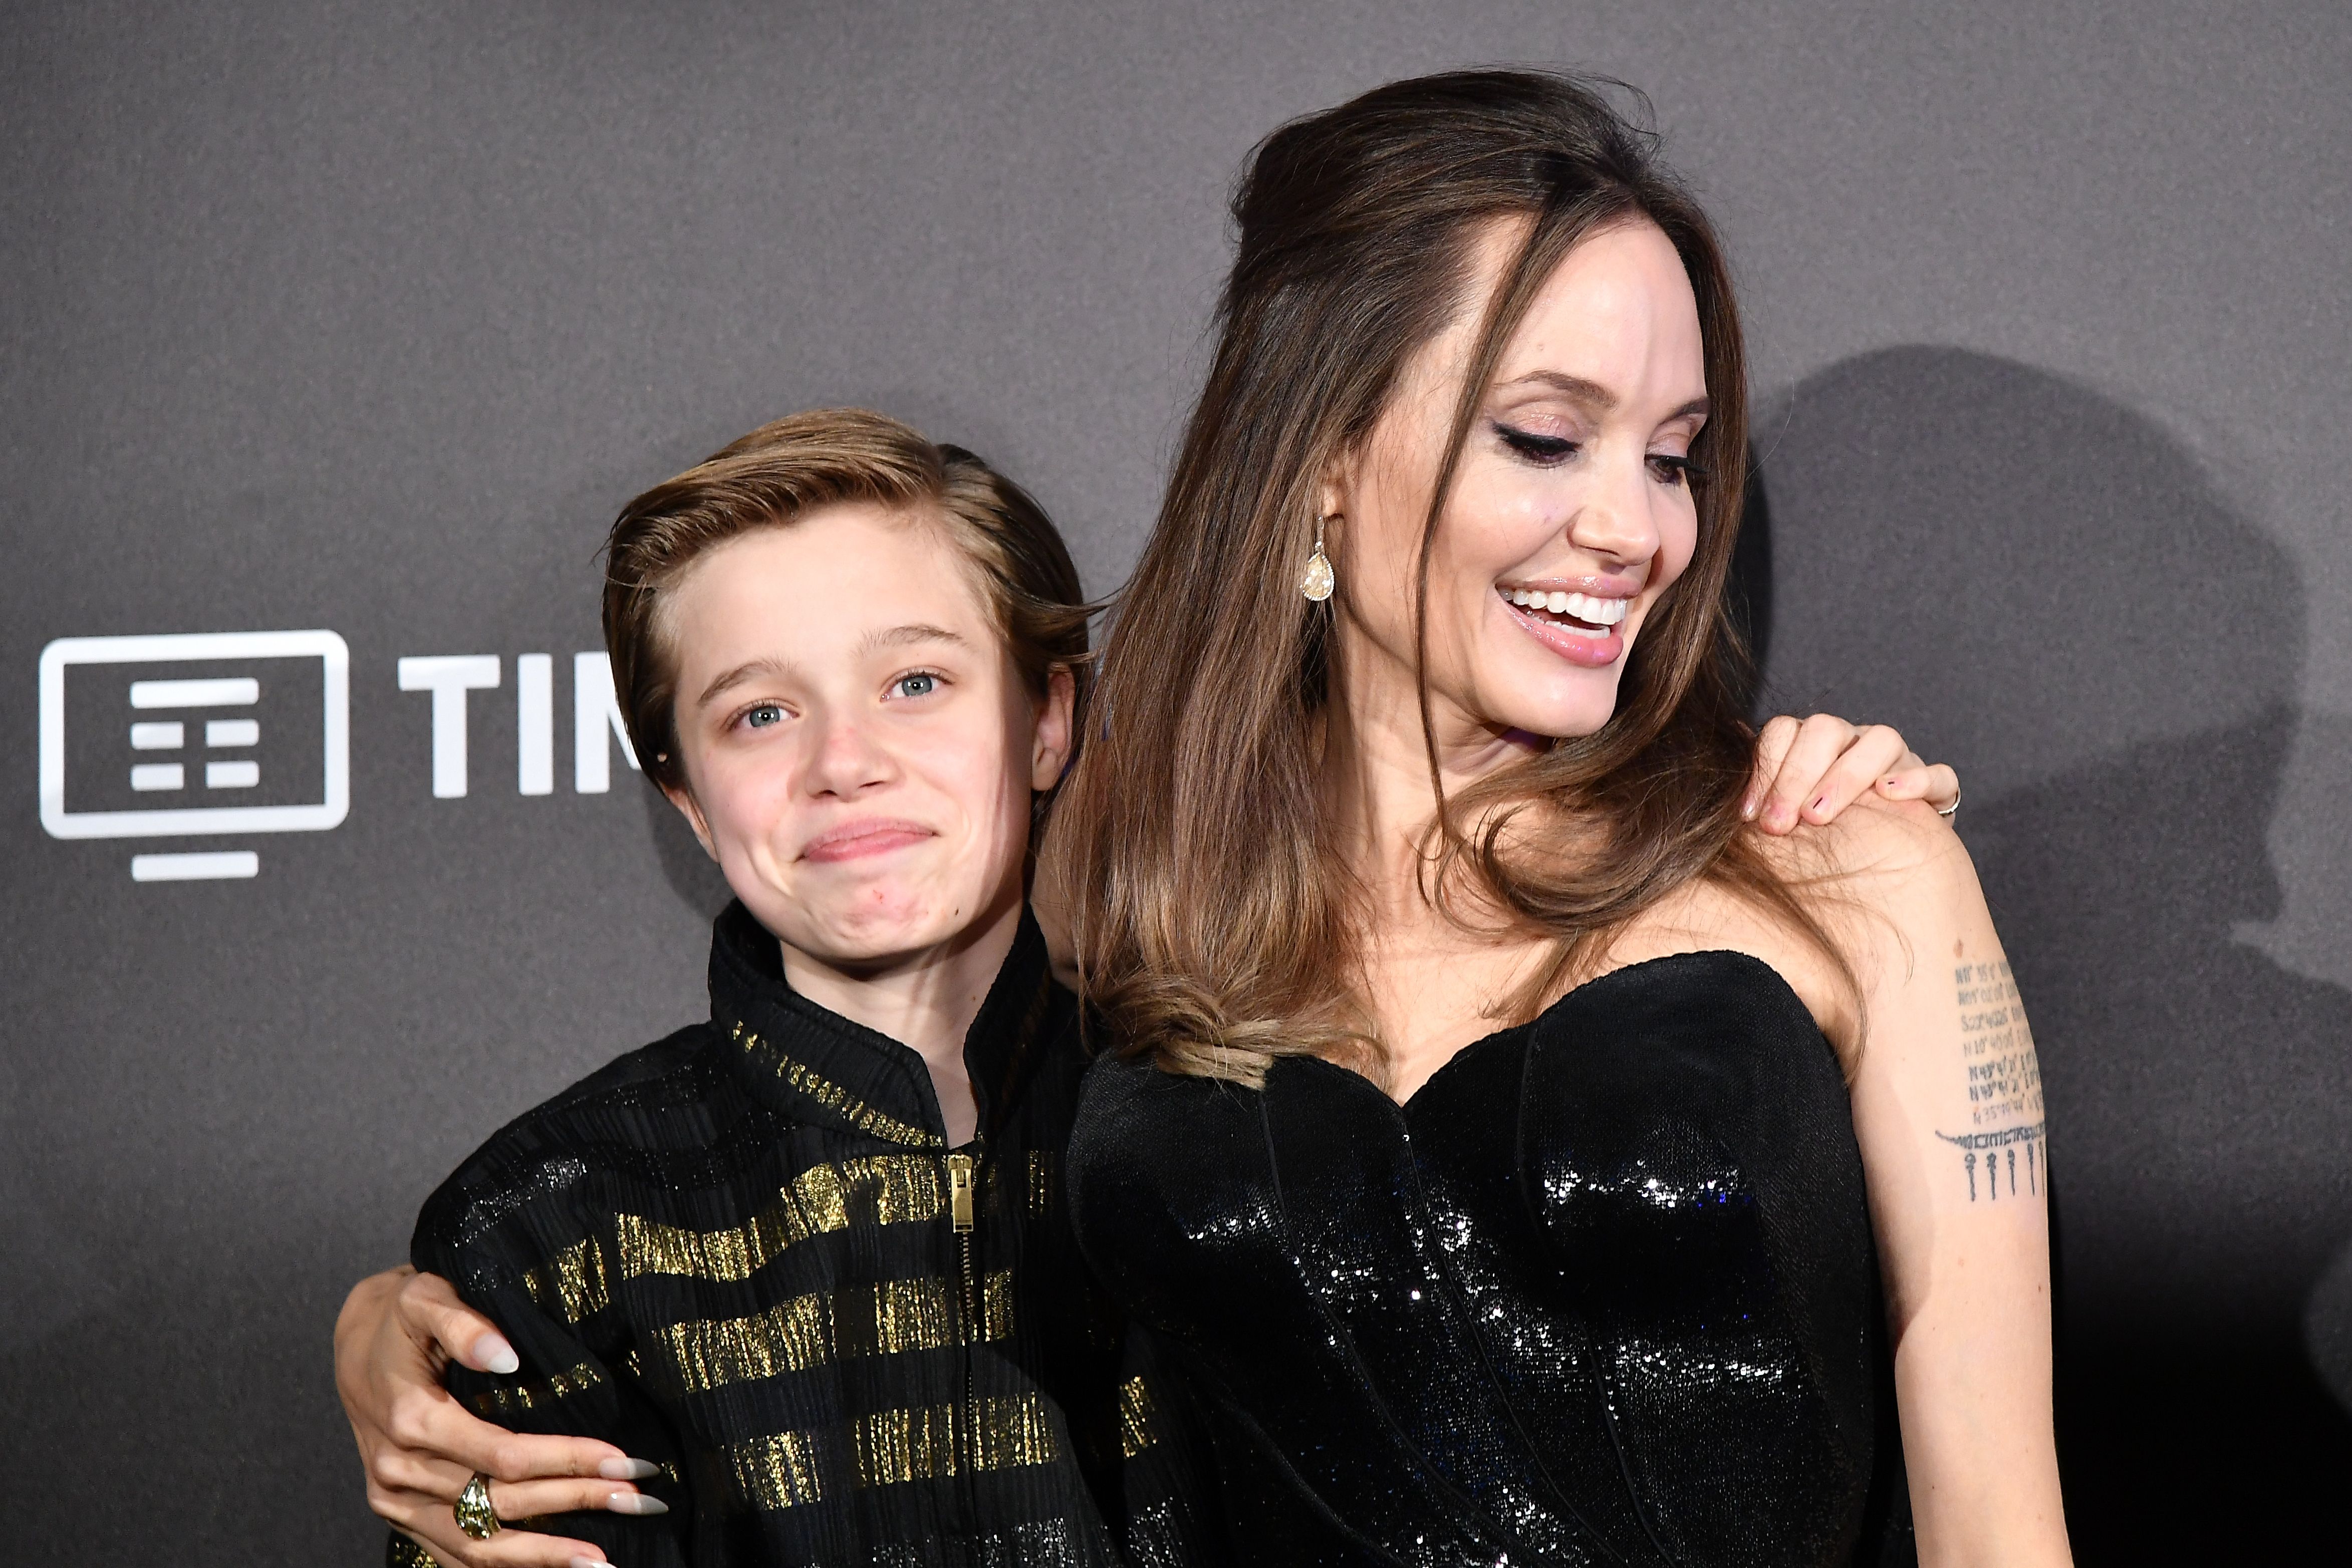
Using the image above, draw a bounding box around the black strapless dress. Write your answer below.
[1068,950,1915,1567]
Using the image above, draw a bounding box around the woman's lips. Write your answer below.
[799,819,936,863]
[1500,592,1628,668]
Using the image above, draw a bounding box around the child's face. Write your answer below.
[659,502,1073,973]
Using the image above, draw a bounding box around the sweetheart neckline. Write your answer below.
[1293,946,1816,1113]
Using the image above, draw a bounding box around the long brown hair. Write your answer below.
[1057,69,1849,1084]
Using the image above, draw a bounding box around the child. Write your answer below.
[376,409,1210,1567]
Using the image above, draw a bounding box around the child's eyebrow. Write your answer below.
[693,626,971,709]
[861,623,969,653]
[696,656,792,709]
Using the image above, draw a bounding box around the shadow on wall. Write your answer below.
[1754,347,2352,1561]
[642,772,735,922]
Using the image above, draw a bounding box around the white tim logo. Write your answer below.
[396,651,639,797]
[39,630,350,882]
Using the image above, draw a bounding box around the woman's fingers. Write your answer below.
[1876,757,1961,814]
[393,1514,613,1568]
[494,1477,670,1519]
[395,1268,518,1375]
[1751,714,1873,832]
[384,1386,643,1489]
[379,1460,648,1566]
[1747,718,1961,831]
[1792,722,1913,826]
[1749,717,1961,832]
[1741,714,1801,821]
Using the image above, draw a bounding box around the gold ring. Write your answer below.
[455,1471,501,1539]
[1937,782,1960,819]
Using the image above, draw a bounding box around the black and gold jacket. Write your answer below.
[391,901,1219,1568]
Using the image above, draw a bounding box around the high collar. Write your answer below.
[706,899,1059,1149]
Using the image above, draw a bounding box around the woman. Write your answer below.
[1057,71,2066,1565]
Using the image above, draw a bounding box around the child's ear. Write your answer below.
[1030,666,1077,791]
[662,779,720,863]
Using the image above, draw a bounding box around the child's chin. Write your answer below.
[803,898,970,962]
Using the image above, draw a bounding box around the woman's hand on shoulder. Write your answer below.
[1743,712,1959,834]
[336,1266,652,1567]
[1802,802,2074,1565]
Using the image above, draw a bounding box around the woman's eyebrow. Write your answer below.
[1496,370,1708,423]
[1501,369,1617,410]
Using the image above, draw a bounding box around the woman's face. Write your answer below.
[659,503,1071,971]
[1327,217,1708,750]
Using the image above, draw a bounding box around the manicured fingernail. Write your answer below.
[609,1492,669,1515]
[600,1458,660,1481]
[473,1334,519,1375]
[1808,794,1827,814]
[570,1557,610,1568]
[1740,792,1759,820]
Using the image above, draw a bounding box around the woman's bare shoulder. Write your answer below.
[1769,795,1984,936]
[1749,795,2001,1025]
[1595,799,1972,1046]
[1599,875,1854,1043]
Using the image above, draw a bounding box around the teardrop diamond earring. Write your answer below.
[1300,514,1336,602]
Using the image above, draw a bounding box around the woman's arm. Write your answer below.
[1832,804,2071,1567]
[336,1267,664,1568]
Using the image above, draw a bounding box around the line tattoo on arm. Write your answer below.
[1934,959,2046,1203]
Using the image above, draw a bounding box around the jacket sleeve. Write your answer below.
[1105,1323,1236,1568]
[409,1159,694,1568]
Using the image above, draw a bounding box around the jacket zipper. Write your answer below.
[946,1147,980,1509]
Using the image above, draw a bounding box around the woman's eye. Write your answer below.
[1496,424,1578,465]
[1647,453,1706,488]
[893,672,939,699]
[743,702,785,729]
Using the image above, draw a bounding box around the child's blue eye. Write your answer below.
[744,702,785,729]
[895,672,939,699]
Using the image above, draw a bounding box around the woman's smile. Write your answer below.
[1495,576,1643,668]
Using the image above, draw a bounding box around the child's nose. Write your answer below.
[805,714,896,796]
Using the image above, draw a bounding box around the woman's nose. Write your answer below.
[1564,451,1663,564]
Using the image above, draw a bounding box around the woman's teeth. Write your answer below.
[1503,586,1629,630]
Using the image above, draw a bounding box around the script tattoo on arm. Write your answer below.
[1934,960,2045,1203]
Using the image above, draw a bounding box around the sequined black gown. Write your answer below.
[393,903,1216,1568]
[1067,950,1916,1567]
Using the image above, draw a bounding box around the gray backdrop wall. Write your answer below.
[5,2,2347,1561]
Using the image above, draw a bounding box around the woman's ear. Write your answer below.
[1318,488,1347,529]
[662,779,720,863]
[1030,666,1077,792]
[1316,451,1362,570]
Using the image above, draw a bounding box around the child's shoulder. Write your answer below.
[411,1020,741,1263]
[525,1020,722,1122]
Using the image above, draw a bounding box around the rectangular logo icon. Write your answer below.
[39,630,350,839]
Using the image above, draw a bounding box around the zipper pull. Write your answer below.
[946,1152,975,1233]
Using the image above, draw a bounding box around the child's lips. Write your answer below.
[799,819,936,863]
